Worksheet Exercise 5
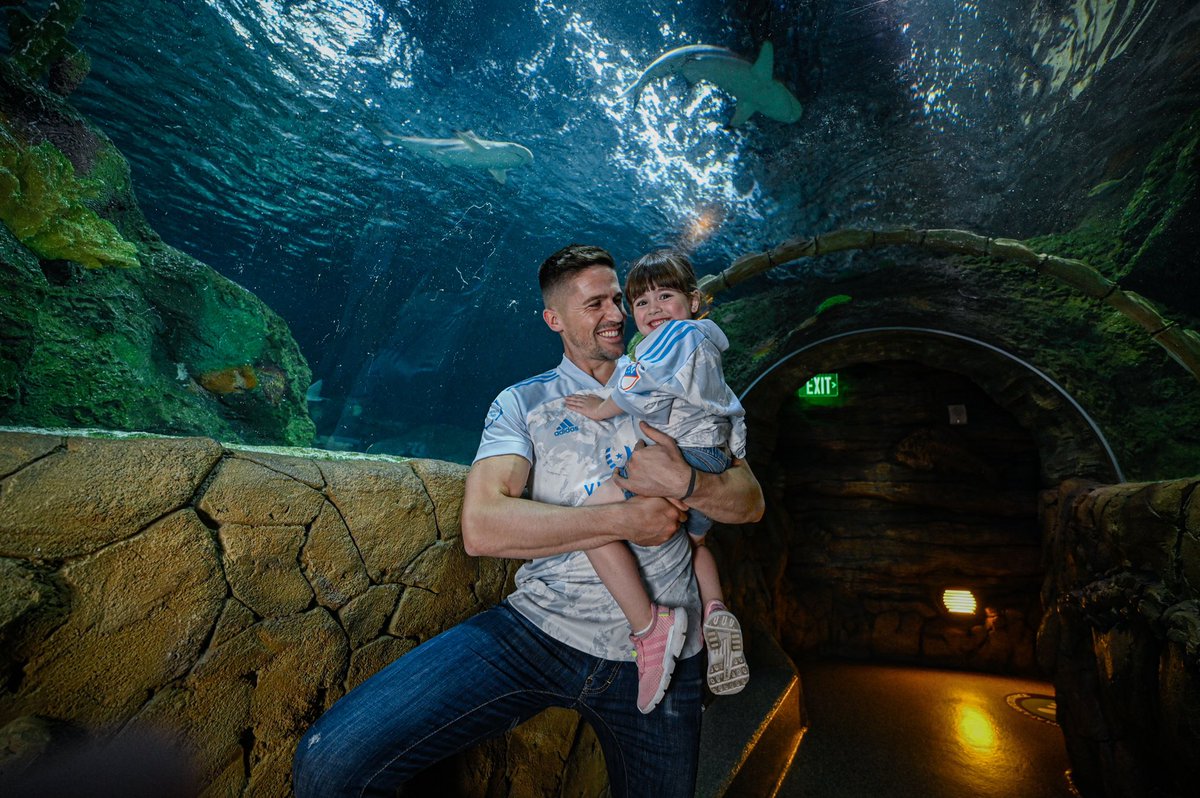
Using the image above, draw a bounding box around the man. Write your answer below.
[292,244,764,797]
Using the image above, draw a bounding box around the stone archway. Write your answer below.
[738,327,1121,672]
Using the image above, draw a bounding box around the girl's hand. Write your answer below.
[565,393,605,420]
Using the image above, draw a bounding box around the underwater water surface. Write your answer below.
[10,0,1193,462]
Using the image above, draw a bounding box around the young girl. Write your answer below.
[566,249,749,714]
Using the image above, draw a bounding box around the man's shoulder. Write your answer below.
[508,367,561,393]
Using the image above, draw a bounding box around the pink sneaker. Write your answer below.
[631,604,688,714]
[703,601,749,695]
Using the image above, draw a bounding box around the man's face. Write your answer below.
[543,265,626,370]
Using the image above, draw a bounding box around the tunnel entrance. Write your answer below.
[772,360,1042,671]
[740,329,1121,674]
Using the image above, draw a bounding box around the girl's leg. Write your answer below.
[582,476,688,715]
[690,536,724,609]
[581,475,648,630]
[585,542,688,714]
[585,542,653,633]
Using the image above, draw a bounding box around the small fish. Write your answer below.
[751,336,779,360]
[620,42,803,126]
[306,379,327,403]
[1086,171,1131,198]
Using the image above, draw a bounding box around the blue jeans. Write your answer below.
[292,602,703,798]
[679,445,731,538]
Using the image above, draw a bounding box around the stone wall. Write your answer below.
[5,428,1197,797]
[0,430,604,797]
[1039,477,1200,798]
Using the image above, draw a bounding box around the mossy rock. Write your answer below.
[0,127,139,269]
[1114,109,1200,315]
[0,33,314,446]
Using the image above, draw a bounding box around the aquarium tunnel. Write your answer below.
[1,1,1199,797]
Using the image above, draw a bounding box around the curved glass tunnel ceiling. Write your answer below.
[4,0,1198,464]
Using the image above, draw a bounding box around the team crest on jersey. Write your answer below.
[618,361,642,392]
[484,401,503,430]
[605,445,633,470]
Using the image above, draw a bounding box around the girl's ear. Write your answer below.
[689,292,701,314]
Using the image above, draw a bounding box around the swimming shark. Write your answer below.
[370,124,533,184]
[620,42,803,127]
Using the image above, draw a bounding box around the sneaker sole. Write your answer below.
[703,610,749,695]
[641,609,688,714]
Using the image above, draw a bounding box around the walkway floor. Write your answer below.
[778,660,1077,798]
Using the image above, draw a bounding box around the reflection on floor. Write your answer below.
[779,661,1076,798]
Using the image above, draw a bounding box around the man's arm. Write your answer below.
[461,453,688,559]
[610,422,765,525]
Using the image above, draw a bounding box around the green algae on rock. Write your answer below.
[0,126,139,269]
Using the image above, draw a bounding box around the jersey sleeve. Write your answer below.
[473,387,533,464]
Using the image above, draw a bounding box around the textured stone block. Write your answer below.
[339,584,401,649]
[0,436,222,558]
[219,524,313,618]
[300,502,370,610]
[11,509,225,726]
[346,636,416,693]
[231,450,324,489]
[210,598,256,649]
[320,459,437,583]
[198,457,324,527]
[0,432,61,479]
[389,540,477,641]
[410,458,470,539]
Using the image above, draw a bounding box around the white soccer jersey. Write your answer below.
[610,319,747,458]
[474,355,702,661]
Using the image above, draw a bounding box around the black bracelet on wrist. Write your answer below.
[680,466,697,500]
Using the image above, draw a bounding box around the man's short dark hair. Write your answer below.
[539,244,616,302]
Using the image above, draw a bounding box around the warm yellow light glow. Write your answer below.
[943,589,977,615]
[956,705,997,753]
[679,205,725,250]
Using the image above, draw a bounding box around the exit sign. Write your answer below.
[800,373,839,398]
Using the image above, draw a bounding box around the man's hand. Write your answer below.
[611,422,692,500]
[623,496,688,547]
[613,422,766,526]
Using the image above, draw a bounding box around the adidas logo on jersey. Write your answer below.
[554,418,580,436]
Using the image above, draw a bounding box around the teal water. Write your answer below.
[9,0,1194,461]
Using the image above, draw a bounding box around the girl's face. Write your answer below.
[630,284,700,337]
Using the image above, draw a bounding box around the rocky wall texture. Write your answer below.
[1039,477,1200,798]
[0,430,606,797]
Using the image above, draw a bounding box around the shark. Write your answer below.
[370,124,533,184]
[619,42,803,127]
